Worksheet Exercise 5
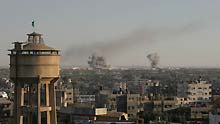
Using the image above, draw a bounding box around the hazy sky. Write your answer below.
[1,0,220,67]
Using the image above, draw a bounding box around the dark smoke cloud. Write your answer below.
[62,22,201,66]
[147,53,160,68]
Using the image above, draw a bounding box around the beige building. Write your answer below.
[190,105,212,119]
[56,88,74,108]
[58,106,130,123]
[148,97,180,113]
[96,89,148,118]
[56,80,80,108]
[177,80,212,104]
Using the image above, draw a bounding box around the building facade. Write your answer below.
[209,110,220,124]
[96,88,147,118]
[0,98,13,123]
[177,80,212,104]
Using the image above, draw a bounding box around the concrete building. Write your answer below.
[96,90,118,112]
[117,94,143,117]
[56,80,79,108]
[190,105,212,120]
[177,80,212,104]
[209,110,220,124]
[76,95,96,103]
[176,80,212,120]
[145,97,180,113]
[9,32,60,124]
[176,97,190,106]
[65,88,75,105]
[96,111,128,122]
[177,82,188,97]
[96,87,147,118]
[0,91,8,99]
[0,98,13,123]
[56,88,74,108]
[58,106,130,124]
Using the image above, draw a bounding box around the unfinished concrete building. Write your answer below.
[9,32,60,124]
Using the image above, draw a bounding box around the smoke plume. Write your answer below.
[62,22,201,66]
[147,53,160,68]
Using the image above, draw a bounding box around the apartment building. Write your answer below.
[177,80,212,104]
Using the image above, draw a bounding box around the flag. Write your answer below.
[32,20,35,28]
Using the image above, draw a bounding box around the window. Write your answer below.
[4,104,9,108]
[22,51,29,54]
[12,51,17,54]
[111,105,114,109]
[128,106,131,110]
[4,113,8,117]
[198,97,203,100]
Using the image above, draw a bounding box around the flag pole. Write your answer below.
[32,20,35,32]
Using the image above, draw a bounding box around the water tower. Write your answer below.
[9,32,60,124]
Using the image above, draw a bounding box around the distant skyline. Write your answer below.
[1,1,220,67]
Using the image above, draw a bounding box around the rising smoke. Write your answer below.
[62,22,201,66]
[147,53,160,68]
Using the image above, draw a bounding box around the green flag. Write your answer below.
[32,20,35,28]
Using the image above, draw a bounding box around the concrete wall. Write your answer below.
[209,112,220,124]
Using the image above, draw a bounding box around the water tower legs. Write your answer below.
[49,78,58,124]
[37,82,41,124]
[14,82,24,124]
[13,77,58,124]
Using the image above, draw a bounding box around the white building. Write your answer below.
[76,95,96,103]
[177,80,212,104]
[0,91,8,99]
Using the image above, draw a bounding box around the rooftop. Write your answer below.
[10,32,59,51]
[27,32,42,36]
[22,43,55,50]
[0,98,12,104]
